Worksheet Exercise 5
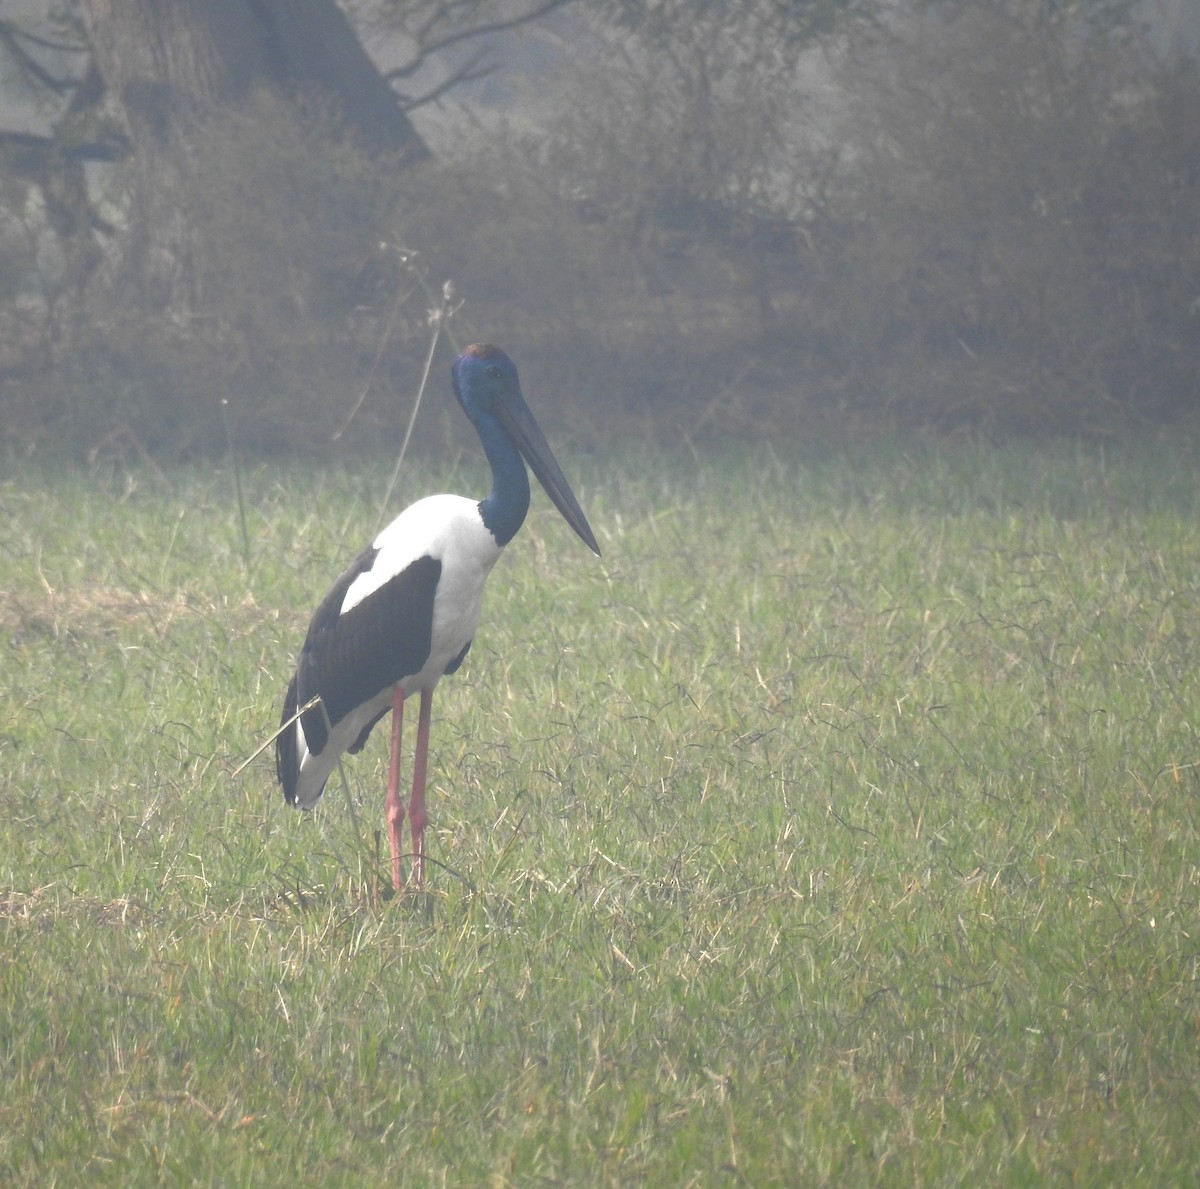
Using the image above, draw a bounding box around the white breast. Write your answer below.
[348,493,504,691]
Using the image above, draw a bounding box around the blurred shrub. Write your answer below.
[514,8,817,439]
[799,6,1200,434]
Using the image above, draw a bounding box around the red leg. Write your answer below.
[408,687,433,888]
[385,684,406,891]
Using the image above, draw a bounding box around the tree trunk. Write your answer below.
[80,0,428,154]
[76,0,429,315]
[81,0,272,133]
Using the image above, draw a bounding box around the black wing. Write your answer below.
[284,547,443,762]
[278,543,384,801]
[277,669,303,801]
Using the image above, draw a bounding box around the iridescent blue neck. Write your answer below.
[474,410,530,547]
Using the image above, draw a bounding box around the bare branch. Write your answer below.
[382,0,576,83]
[403,51,498,110]
[0,18,87,55]
[0,17,84,94]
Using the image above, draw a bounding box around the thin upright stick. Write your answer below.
[378,281,460,520]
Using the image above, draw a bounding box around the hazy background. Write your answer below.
[1,0,1197,459]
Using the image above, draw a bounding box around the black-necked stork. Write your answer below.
[277,343,600,891]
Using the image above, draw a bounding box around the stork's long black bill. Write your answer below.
[497,395,601,556]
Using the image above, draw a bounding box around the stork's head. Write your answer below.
[451,344,600,557]
[451,343,520,417]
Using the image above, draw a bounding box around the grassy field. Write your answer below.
[2,440,1199,1185]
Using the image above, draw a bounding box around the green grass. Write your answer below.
[2,440,1200,1185]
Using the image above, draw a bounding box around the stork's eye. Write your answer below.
[487,365,502,379]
